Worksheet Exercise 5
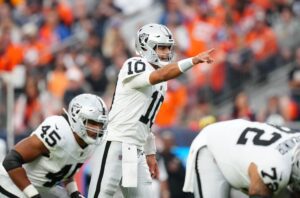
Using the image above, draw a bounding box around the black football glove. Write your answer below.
[70,191,85,198]
[31,194,42,198]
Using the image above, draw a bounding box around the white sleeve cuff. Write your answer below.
[66,181,78,195]
[177,58,194,72]
[23,184,39,197]
[144,133,156,155]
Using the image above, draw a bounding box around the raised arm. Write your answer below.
[149,48,215,85]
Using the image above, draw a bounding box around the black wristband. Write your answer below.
[31,194,41,198]
[249,195,272,198]
[2,149,24,171]
[70,191,83,198]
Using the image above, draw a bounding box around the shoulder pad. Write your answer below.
[121,57,152,77]
[32,116,69,150]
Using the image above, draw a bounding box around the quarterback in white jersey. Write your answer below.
[183,119,300,198]
[88,23,214,198]
[0,94,108,198]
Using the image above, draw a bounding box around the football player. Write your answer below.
[183,119,300,198]
[88,23,214,198]
[0,93,108,198]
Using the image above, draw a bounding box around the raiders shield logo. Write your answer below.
[139,33,149,50]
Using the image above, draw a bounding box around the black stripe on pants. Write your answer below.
[0,185,19,198]
[94,141,112,198]
[195,149,203,198]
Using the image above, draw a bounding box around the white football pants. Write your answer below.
[193,146,230,198]
[88,140,153,198]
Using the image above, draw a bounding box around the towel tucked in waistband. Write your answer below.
[122,143,138,187]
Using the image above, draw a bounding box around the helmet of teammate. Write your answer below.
[291,145,300,190]
[64,94,108,144]
[135,23,175,67]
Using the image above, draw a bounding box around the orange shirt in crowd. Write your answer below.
[57,2,73,26]
[185,17,217,57]
[47,71,68,99]
[24,99,42,124]
[39,25,59,47]
[22,41,52,66]
[0,0,24,6]
[0,44,23,72]
[251,0,272,10]
[155,80,187,127]
[246,25,278,61]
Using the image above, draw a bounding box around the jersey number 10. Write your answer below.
[139,91,164,128]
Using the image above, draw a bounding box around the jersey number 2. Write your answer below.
[237,127,282,146]
[139,91,164,127]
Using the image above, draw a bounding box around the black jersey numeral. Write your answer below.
[237,127,282,146]
[43,163,83,187]
[139,91,164,128]
[128,61,146,75]
[261,167,279,192]
[41,125,61,147]
[237,124,298,146]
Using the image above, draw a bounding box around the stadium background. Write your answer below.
[0,0,300,197]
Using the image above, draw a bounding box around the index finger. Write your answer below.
[205,48,215,55]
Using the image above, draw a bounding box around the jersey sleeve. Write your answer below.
[257,158,290,194]
[31,116,66,152]
[121,57,152,89]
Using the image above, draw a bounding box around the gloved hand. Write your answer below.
[31,194,42,198]
[70,191,85,198]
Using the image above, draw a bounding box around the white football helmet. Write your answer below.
[64,94,108,144]
[291,144,300,191]
[135,23,175,67]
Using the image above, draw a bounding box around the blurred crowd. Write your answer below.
[1,0,299,135]
[1,0,300,197]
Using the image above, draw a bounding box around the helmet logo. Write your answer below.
[139,33,149,51]
[71,103,82,119]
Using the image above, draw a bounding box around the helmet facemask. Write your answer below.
[77,113,108,145]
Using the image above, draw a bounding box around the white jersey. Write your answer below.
[0,115,95,188]
[107,57,167,148]
[184,119,300,194]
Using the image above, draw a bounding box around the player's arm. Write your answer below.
[149,48,214,85]
[144,132,159,179]
[2,135,49,198]
[63,178,85,198]
[248,163,272,198]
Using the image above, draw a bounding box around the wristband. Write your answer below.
[23,184,39,198]
[249,195,272,198]
[66,181,78,195]
[177,58,194,72]
[144,133,156,155]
